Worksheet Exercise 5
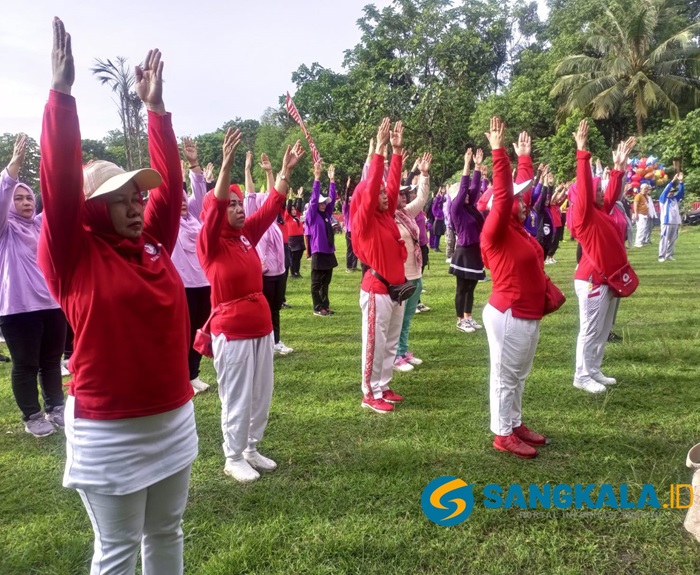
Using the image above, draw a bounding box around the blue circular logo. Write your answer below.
[421,476,475,526]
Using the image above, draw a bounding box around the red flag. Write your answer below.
[286,92,322,164]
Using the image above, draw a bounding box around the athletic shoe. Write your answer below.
[457,319,475,333]
[24,412,55,437]
[550,258,557,264]
[274,342,293,355]
[314,310,330,317]
[361,396,395,413]
[479,276,491,282]
[60,365,70,377]
[327,309,336,315]
[607,332,622,343]
[634,244,644,248]
[382,389,404,403]
[404,352,423,366]
[243,451,277,472]
[493,433,537,459]
[416,303,430,312]
[0,353,10,363]
[467,318,483,330]
[592,373,617,386]
[393,356,414,372]
[281,302,292,309]
[545,258,553,265]
[666,256,676,261]
[658,257,665,262]
[45,405,65,428]
[445,258,451,263]
[513,424,550,446]
[191,377,210,394]
[224,459,260,483]
[421,289,426,294]
[414,307,421,314]
[573,379,607,394]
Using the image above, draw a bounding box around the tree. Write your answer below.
[0,133,40,192]
[551,0,700,136]
[92,56,147,169]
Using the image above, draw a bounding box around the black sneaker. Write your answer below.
[314,309,330,317]
[281,302,292,309]
[607,332,622,343]
[327,308,336,315]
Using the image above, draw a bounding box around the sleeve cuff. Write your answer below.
[48,90,77,110]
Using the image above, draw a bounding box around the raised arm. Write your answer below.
[38,18,87,287]
[406,152,432,217]
[183,138,207,220]
[468,149,484,206]
[308,162,322,222]
[354,118,390,232]
[605,137,635,212]
[481,117,512,245]
[676,175,685,202]
[328,165,337,207]
[135,49,182,254]
[572,120,594,227]
[244,150,255,194]
[387,121,404,215]
[0,135,28,236]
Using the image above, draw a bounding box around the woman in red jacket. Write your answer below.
[197,132,304,482]
[481,117,558,459]
[285,188,305,278]
[38,20,196,574]
[351,118,407,413]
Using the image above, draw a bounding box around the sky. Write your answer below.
[1,0,549,142]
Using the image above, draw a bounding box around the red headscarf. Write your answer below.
[200,184,244,239]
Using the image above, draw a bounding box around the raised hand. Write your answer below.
[283,140,306,172]
[573,119,589,152]
[367,138,375,160]
[51,17,74,95]
[135,49,165,114]
[182,137,199,167]
[259,153,273,173]
[327,164,335,182]
[390,121,404,152]
[547,172,555,186]
[203,162,215,183]
[418,152,432,175]
[180,160,187,183]
[678,172,684,182]
[484,117,505,151]
[512,131,531,157]
[376,118,391,151]
[7,134,27,180]
[221,128,242,170]
[474,148,484,167]
[346,176,351,189]
[245,150,253,172]
[297,186,304,199]
[313,161,322,180]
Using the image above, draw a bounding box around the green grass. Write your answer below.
[2,226,700,574]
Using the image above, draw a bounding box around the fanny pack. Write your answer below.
[543,275,566,316]
[370,269,416,304]
[193,305,219,358]
[601,263,639,297]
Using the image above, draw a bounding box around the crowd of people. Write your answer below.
[0,16,692,575]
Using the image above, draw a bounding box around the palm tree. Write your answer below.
[551,0,700,136]
[91,57,135,169]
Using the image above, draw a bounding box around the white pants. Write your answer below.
[644,216,654,244]
[483,304,540,436]
[360,290,405,398]
[212,332,274,463]
[77,465,191,575]
[574,280,616,382]
[634,215,648,246]
[659,224,679,259]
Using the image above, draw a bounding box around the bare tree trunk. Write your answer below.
[636,114,644,138]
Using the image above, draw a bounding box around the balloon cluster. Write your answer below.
[626,155,669,191]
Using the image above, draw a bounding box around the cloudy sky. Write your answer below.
[0,0,396,140]
[1,1,548,141]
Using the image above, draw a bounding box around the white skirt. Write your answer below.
[63,396,198,495]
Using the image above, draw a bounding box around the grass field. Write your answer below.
[2,226,700,575]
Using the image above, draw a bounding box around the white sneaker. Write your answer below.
[224,459,260,483]
[466,318,483,330]
[190,377,210,394]
[60,359,71,377]
[393,356,414,372]
[404,352,423,366]
[457,319,475,333]
[243,451,278,472]
[421,289,426,294]
[416,303,430,312]
[550,258,557,264]
[446,258,451,263]
[274,342,293,355]
[592,373,617,386]
[573,379,607,394]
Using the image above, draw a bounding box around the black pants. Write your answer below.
[346,232,358,270]
[185,286,211,380]
[290,249,304,277]
[311,268,333,312]
[0,308,66,420]
[548,226,563,258]
[455,278,478,316]
[64,324,75,360]
[263,273,287,343]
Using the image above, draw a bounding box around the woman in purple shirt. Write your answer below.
[172,138,211,395]
[431,188,447,251]
[0,134,66,437]
[449,148,486,334]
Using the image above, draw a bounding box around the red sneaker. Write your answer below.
[493,433,538,459]
[361,396,395,413]
[513,424,551,447]
[382,389,404,404]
